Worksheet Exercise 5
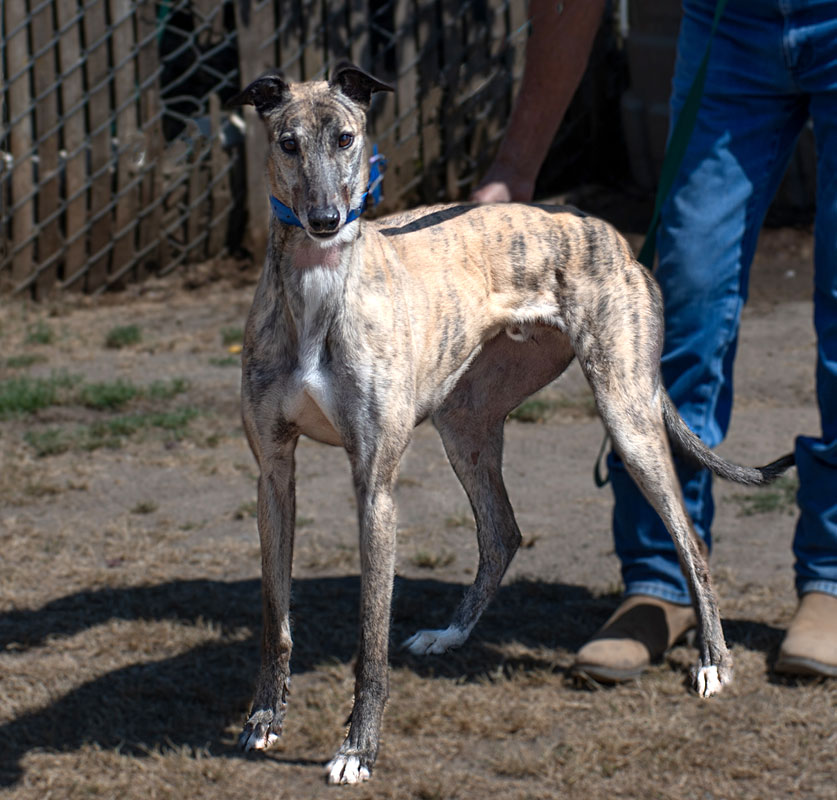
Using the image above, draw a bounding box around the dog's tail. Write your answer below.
[662,393,794,486]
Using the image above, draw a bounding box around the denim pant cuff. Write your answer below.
[796,579,837,599]
[625,582,693,606]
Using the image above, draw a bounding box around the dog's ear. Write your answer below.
[329,61,394,108]
[227,71,290,116]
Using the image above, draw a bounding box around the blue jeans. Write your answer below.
[610,0,837,604]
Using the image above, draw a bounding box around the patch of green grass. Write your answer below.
[508,398,555,423]
[78,378,140,410]
[24,429,75,457]
[220,326,243,347]
[411,549,455,569]
[25,320,54,345]
[145,408,199,431]
[6,354,48,369]
[147,377,189,401]
[508,393,597,423]
[1,373,189,416]
[209,356,240,368]
[24,407,200,456]
[731,475,799,517]
[105,324,141,349]
[0,372,80,418]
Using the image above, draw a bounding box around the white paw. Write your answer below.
[695,665,725,698]
[325,754,370,785]
[239,728,280,751]
[403,626,467,655]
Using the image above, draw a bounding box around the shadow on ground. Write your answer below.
[0,576,786,787]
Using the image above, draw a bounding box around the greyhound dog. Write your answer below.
[229,63,793,784]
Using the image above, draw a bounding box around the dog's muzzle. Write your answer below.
[307,206,341,235]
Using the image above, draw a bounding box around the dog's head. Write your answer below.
[230,63,393,244]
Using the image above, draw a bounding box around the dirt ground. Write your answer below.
[1,204,834,800]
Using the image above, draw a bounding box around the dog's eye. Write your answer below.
[280,138,297,154]
[338,133,354,149]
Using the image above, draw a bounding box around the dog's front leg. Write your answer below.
[325,442,404,785]
[239,437,298,751]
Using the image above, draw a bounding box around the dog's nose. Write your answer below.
[308,206,340,233]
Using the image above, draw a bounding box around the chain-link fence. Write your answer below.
[1,0,244,297]
[0,0,627,299]
[1,0,554,298]
[0,1,818,300]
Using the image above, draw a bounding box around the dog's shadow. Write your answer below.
[0,576,785,787]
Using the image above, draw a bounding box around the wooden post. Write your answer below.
[56,0,89,290]
[441,0,464,199]
[5,0,35,290]
[186,134,210,262]
[390,0,420,208]
[31,0,62,297]
[83,0,114,292]
[101,0,139,285]
[348,0,369,71]
[135,0,164,279]
[235,0,278,262]
[301,0,325,80]
[109,0,140,287]
[208,93,231,256]
[416,0,443,204]
[325,0,352,62]
[193,0,228,260]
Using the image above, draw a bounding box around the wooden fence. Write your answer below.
[0,0,533,297]
[1,0,242,297]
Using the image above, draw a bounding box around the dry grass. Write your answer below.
[2,235,835,799]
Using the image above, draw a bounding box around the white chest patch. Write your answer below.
[282,260,346,440]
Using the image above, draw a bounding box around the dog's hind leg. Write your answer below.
[594,386,732,696]
[405,327,574,655]
[239,436,299,750]
[405,413,516,654]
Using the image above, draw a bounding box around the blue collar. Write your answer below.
[269,145,386,229]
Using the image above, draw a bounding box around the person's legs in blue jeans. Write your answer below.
[791,15,837,599]
[575,0,837,679]
[773,5,837,676]
[609,0,808,604]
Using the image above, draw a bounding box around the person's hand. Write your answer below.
[470,164,534,204]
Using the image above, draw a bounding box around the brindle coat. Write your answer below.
[229,64,793,785]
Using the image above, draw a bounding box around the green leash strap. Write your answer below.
[595,0,728,488]
[636,0,729,268]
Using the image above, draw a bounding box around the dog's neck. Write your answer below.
[272,221,360,272]
[265,221,361,341]
[287,234,347,271]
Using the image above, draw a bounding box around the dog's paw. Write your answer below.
[693,664,732,698]
[238,709,282,751]
[403,626,467,655]
[325,753,371,785]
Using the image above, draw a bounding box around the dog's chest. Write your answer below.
[281,263,345,445]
